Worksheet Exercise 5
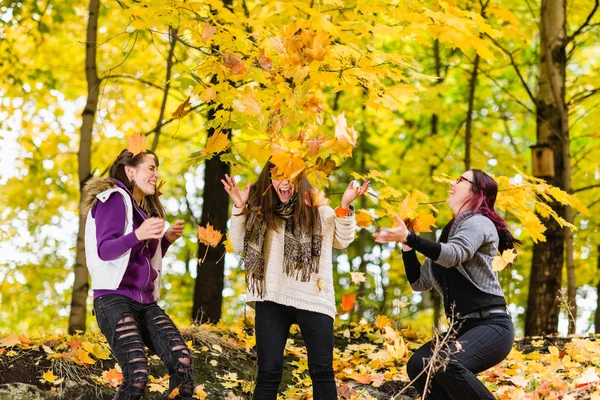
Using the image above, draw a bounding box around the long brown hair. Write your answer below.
[109,149,165,219]
[247,160,320,233]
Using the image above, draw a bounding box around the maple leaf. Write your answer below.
[172,96,191,119]
[195,385,208,399]
[355,209,373,228]
[103,367,123,388]
[323,112,357,157]
[223,231,235,253]
[200,87,216,103]
[127,133,148,156]
[148,383,167,393]
[223,52,247,75]
[350,272,366,284]
[405,211,437,233]
[492,248,518,272]
[258,48,272,70]
[41,370,58,384]
[339,293,356,314]
[232,94,262,118]
[270,152,306,181]
[0,334,20,348]
[201,22,217,42]
[199,131,230,159]
[310,188,331,207]
[334,206,352,218]
[197,223,223,248]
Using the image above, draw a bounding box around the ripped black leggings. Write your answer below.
[94,295,195,400]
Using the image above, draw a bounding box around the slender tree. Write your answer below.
[68,0,99,333]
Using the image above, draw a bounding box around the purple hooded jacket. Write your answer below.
[91,178,171,304]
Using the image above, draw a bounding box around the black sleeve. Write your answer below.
[405,232,442,260]
[402,249,422,284]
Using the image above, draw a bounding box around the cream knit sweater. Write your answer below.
[230,205,356,319]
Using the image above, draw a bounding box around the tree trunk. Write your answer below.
[355,143,368,320]
[565,205,576,334]
[192,106,230,323]
[525,0,568,336]
[68,0,100,334]
[191,0,233,324]
[151,26,177,152]
[464,54,480,171]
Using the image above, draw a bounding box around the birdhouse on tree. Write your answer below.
[530,144,555,178]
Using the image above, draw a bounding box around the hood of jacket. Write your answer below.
[80,177,118,217]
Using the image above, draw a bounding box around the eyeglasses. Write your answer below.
[456,176,474,185]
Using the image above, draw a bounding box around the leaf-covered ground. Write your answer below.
[0,318,599,399]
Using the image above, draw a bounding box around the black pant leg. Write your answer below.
[295,309,337,400]
[253,301,294,400]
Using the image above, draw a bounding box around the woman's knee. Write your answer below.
[407,352,426,379]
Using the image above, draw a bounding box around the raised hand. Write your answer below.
[165,219,185,243]
[373,216,409,244]
[135,217,165,241]
[221,174,251,208]
[340,180,369,209]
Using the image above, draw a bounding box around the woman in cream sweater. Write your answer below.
[222,160,368,400]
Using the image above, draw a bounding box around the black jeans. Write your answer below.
[253,301,336,400]
[406,313,514,400]
[94,295,195,400]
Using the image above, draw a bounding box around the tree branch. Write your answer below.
[485,34,537,104]
[566,0,599,43]
[99,74,165,91]
[573,183,600,194]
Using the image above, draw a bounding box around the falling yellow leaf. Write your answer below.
[323,112,357,157]
[350,272,366,284]
[127,133,148,156]
[492,248,518,272]
[172,96,191,119]
[224,231,235,253]
[201,132,230,158]
[197,223,223,248]
[355,209,373,228]
[309,188,331,207]
[270,152,306,181]
[317,278,323,292]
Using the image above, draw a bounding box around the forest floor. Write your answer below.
[0,319,599,399]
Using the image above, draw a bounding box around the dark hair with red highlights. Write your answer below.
[247,159,320,233]
[462,169,522,252]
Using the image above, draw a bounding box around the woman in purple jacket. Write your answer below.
[82,149,194,400]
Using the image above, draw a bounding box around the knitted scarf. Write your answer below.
[243,193,322,297]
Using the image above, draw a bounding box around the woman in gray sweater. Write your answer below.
[373,169,520,400]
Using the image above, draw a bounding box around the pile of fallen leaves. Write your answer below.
[0,318,599,399]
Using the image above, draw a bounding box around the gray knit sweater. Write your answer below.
[409,212,505,297]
